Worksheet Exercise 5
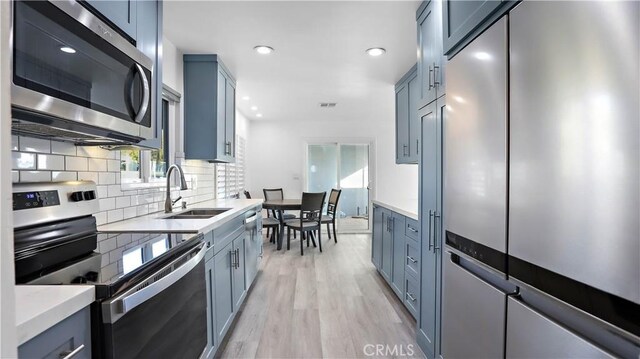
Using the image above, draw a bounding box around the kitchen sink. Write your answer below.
[163,208,231,219]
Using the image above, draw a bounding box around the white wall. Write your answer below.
[0,0,17,356]
[246,104,419,207]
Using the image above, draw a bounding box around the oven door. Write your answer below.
[11,0,153,142]
[101,242,207,359]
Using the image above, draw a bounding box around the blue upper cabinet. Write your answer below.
[442,0,518,57]
[184,55,236,163]
[83,0,137,42]
[417,0,445,110]
[395,65,419,165]
[135,0,163,147]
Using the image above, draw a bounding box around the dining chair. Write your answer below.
[285,192,326,255]
[321,189,342,243]
[244,190,251,199]
[263,188,297,240]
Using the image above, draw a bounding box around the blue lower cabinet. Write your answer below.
[205,209,261,357]
[18,307,91,359]
[391,213,406,297]
[381,209,393,282]
[213,241,235,346]
[232,234,247,310]
[372,206,384,269]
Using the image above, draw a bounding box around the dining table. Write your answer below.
[262,199,301,250]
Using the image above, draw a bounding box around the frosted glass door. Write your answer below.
[306,143,370,232]
[339,144,370,231]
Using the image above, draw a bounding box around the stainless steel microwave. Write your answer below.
[10,0,154,145]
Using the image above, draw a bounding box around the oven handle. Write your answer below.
[133,63,150,124]
[112,242,206,319]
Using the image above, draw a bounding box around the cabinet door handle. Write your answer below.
[235,248,240,269]
[407,225,418,233]
[407,256,417,263]
[230,250,236,268]
[433,63,440,87]
[428,65,433,90]
[59,344,85,359]
[407,293,416,302]
[416,139,419,155]
[428,210,434,250]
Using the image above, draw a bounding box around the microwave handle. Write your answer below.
[133,63,150,124]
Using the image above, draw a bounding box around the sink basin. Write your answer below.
[164,208,231,220]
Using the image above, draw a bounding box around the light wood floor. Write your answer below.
[218,232,423,358]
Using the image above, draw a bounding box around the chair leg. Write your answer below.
[307,232,310,247]
[266,228,271,239]
[333,221,337,243]
[318,228,322,253]
[310,231,317,247]
[294,230,297,239]
[300,230,304,256]
[326,223,331,239]
[287,227,291,250]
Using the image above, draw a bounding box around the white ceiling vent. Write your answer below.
[319,103,337,108]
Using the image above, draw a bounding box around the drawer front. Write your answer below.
[405,217,420,241]
[405,239,421,278]
[19,307,91,359]
[404,275,420,319]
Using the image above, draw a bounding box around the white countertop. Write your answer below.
[98,198,263,233]
[372,199,419,220]
[15,285,95,345]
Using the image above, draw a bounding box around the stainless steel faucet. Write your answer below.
[165,164,189,213]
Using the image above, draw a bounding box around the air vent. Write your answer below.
[319,103,337,108]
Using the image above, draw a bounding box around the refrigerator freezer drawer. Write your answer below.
[509,0,640,305]
[506,297,614,358]
[441,251,506,358]
[444,16,508,254]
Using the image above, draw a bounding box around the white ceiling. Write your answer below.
[164,1,420,122]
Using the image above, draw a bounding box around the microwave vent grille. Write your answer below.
[12,122,96,141]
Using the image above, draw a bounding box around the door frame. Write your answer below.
[302,137,376,232]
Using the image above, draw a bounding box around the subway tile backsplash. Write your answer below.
[12,135,218,226]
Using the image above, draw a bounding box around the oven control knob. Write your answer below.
[70,191,84,202]
[85,271,99,282]
[83,191,96,200]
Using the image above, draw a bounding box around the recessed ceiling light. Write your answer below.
[60,46,76,54]
[366,47,386,57]
[250,106,258,111]
[256,113,263,118]
[242,96,250,101]
[254,46,274,55]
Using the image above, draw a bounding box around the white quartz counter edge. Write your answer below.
[97,199,263,234]
[15,285,95,345]
[372,200,419,221]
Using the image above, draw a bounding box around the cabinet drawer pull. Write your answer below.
[407,256,417,264]
[407,293,416,302]
[60,344,85,359]
[407,225,418,233]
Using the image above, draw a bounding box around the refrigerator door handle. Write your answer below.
[428,210,434,250]
[433,211,441,252]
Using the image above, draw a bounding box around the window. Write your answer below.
[121,88,178,185]
[216,135,246,198]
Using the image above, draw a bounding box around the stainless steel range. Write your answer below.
[13,181,207,358]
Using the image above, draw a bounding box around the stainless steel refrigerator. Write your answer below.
[442,1,639,358]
